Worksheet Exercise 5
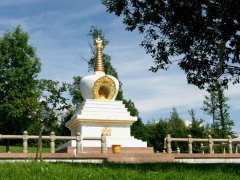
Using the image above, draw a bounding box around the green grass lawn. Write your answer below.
[0,162,240,179]
[0,145,50,153]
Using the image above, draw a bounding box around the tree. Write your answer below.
[0,26,41,136]
[143,108,207,152]
[202,85,234,137]
[31,79,70,159]
[168,108,187,138]
[187,109,206,153]
[215,87,234,138]
[188,109,206,139]
[28,79,70,135]
[202,90,218,126]
[69,76,83,107]
[123,99,146,140]
[146,119,171,152]
[168,108,188,152]
[102,0,240,89]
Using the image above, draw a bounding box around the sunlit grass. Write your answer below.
[0,145,50,153]
[0,162,240,179]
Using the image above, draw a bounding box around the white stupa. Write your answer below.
[64,37,147,150]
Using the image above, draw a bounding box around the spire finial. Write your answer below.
[94,36,105,73]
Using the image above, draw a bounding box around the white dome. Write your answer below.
[80,72,119,100]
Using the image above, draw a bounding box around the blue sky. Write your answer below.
[0,0,239,133]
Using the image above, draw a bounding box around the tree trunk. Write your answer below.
[6,139,10,153]
[35,125,44,161]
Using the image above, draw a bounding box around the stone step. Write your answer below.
[3,153,240,163]
[57,146,154,154]
[107,154,174,163]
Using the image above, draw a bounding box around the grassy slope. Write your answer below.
[0,162,240,179]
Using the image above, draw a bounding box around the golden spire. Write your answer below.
[94,36,105,73]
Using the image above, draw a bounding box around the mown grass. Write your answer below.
[0,162,240,180]
[0,145,50,153]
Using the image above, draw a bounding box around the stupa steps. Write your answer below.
[59,146,154,154]
[80,108,128,113]
[76,115,134,120]
[73,100,126,114]
[78,111,130,117]
[82,140,147,148]
[83,99,123,105]
[83,104,126,108]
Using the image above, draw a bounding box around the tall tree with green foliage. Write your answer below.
[146,119,171,152]
[102,0,240,89]
[28,79,70,135]
[168,108,187,138]
[203,86,234,137]
[32,79,70,159]
[168,108,188,152]
[145,108,199,152]
[215,87,234,138]
[188,109,206,139]
[123,99,146,140]
[203,91,218,126]
[0,26,41,136]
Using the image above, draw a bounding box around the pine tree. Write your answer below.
[202,86,234,137]
[215,87,234,138]
[168,108,187,138]
[188,109,205,138]
[203,91,218,126]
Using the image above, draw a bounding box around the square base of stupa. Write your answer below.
[58,99,147,151]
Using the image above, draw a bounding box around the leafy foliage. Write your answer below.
[146,108,206,152]
[188,109,206,138]
[146,119,171,152]
[28,79,70,135]
[0,26,41,135]
[202,85,234,138]
[102,0,240,89]
[187,109,206,152]
[68,76,83,107]
[168,108,188,138]
[215,87,234,138]
[203,90,218,125]
[123,99,147,140]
